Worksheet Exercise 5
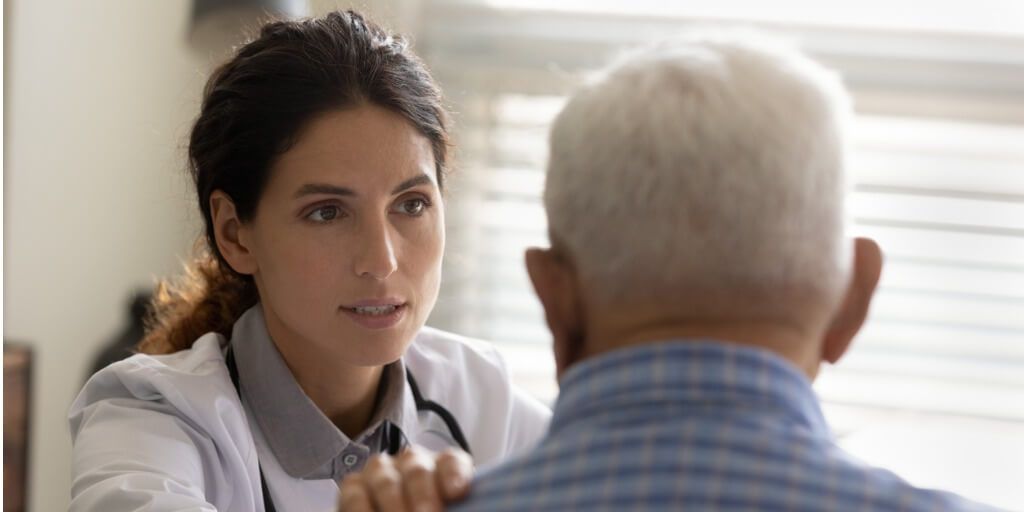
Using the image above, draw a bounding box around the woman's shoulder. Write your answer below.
[405,327,552,460]
[70,333,236,425]
[406,326,509,377]
[68,333,259,511]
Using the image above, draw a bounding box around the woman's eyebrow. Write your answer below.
[391,174,433,195]
[293,174,432,198]
[294,183,356,198]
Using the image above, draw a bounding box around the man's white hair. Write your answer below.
[545,32,853,312]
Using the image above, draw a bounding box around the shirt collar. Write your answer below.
[230,304,414,479]
[550,341,829,438]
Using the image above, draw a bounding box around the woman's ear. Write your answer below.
[525,247,586,379]
[210,190,257,275]
[821,237,884,365]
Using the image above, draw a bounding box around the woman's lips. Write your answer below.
[340,302,408,330]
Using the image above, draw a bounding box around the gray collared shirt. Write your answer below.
[230,304,417,481]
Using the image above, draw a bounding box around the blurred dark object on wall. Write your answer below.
[4,343,33,512]
[89,291,152,376]
[189,0,309,55]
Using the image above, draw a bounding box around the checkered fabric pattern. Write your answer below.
[452,342,1002,512]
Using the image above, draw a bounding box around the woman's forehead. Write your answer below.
[269,105,437,193]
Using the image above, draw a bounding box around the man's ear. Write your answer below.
[210,190,257,275]
[525,247,585,378]
[821,237,884,365]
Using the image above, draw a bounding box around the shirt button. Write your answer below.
[342,454,360,467]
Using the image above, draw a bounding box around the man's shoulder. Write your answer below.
[821,448,1006,512]
[452,421,1005,512]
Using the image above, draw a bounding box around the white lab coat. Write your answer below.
[68,327,551,512]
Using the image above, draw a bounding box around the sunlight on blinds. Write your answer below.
[435,92,1024,421]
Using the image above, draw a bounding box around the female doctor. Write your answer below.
[68,10,549,512]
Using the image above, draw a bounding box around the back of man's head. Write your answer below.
[548,33,851,313]
[530,33,881,377]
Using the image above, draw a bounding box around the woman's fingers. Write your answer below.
[339,454,406,512]
[435,448,474,501]
[338,448,474,511]
[367,454,407,512]
[396,446,442,512]
[338,473,373,512]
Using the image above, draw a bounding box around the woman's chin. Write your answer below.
[336,330,416,367]
[345,346,408,368]
[325,310,422,366]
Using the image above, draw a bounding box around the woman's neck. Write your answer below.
[262,312,385,439]
[288,351,384,439]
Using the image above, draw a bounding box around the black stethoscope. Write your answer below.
[225,347,470,512]
[381,367,471,455]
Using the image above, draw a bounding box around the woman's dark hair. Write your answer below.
[139,10,450,354]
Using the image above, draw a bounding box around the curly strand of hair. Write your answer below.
[137,246,258,355]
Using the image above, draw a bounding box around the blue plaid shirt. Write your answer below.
[452,342,1003,512]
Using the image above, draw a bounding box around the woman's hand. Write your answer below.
[338,446,473,512]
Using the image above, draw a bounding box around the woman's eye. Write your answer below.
[306,205,342,223]
[398,198,429,216]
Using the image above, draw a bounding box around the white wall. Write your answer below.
[4,2,204,510]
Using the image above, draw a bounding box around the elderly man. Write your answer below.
[341,34,1002,511]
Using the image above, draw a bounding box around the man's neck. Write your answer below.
[584,307,824,378]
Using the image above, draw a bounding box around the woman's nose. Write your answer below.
[353,216,398,280]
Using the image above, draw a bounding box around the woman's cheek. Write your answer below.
[404,215,444,261]
[410,218,444,295]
